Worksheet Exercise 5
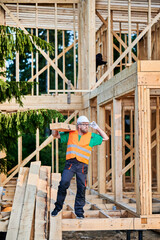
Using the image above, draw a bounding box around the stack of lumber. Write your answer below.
[5,161,57,240]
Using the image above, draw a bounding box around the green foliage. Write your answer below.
[0,25,54,68]
[0,109,64,153]
[0,79,34,106]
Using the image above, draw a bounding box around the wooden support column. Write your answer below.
[16,3,19,83]
[77,3,82,90]
[36,128,40,161]
[0,7,5,82]
[128,0,132,64]
[97,106,106,194]
[156,97,160,192]
[56,118,59,173]
[55,3,58,94]
[91,104,97,186]
[73,3,76,89]
[35,4,39,95]
[31,28,34,96]
[113,99,122,201]
[135,86,152,216]
[0,6,5,25]
[107,0,111,79]
[147,0,151,60]
[18,132,22,168]
[111,103,115,193]
[47,29,50,94]
[0,151,7,186]
[62,30,66,91]
[87,0,95,89]
[52,138,54,173]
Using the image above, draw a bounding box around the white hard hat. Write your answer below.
[77,116,90,124]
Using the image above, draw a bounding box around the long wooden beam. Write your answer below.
[92,11,160,90]
[1,0,79,3]
[0,3,75,90]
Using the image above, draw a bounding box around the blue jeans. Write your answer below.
[55,158,88,215]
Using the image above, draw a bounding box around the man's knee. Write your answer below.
[59,179,70,191]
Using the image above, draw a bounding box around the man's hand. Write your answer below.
[90,121,99,130]
[52,130,60,138]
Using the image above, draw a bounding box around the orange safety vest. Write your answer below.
[66,131,92,164]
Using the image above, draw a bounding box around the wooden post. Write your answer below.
[47,29,50,94]
[36,3,39,96]
[56,118,59,173]
[128,0,132,64]
[52,138,54,173]
[55,3,58,94]
[113,99,123,201]
[49,173,62,240]
[107,0,111,79]
[0,6,5,25]
[147,0,151,60]
[18,132,22,168]
[135,86,152,216]
[87,0,95,89]
[77,3,82,90]
[91,105,97,186]
[0,151,7,187]
[0,6,6,82]
[111,103,115,193]
[36,128,39,161]
[156,97,160,192]
[97,106,106,194]
[62,30,66,91]
[31,28,34,96]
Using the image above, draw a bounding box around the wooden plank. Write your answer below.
[49,173,61,240]
[97,106,106,194]
[128,0,132,64]
[34,166,48,240]
[156,97,160,192]
[138,72,160,86]
[1,0,79,3]
[147,0,151,60]
[138,61,160,72]
[36,128,39,161]
[6,167,29,240]
[50,123,76,132]
[17,161,41,240]
[113,99,122,201]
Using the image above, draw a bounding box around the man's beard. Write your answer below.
[81,128,88,134]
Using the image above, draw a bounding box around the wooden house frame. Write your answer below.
[1,0,160,238]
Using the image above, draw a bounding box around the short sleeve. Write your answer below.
[89,133,103,147]
[60,132,69,143]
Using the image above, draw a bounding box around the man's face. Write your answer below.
[78,122,89,134]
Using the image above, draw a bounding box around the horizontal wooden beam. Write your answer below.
[1,0,79,3]
[0,95,82,111]
[62,217,160,231]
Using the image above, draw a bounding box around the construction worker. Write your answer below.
[51,116,109,219]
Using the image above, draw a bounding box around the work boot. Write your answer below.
[51,208,62,217]
[76,213,84,219]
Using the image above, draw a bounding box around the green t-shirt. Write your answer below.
[60,132,103,147]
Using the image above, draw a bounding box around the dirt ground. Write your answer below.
[63,230,160,240]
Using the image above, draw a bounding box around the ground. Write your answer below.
[63,230,160,240]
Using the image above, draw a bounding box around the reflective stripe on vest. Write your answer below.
[66,131,92,164]
[67,144,91,154]
[66,151,90,160]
